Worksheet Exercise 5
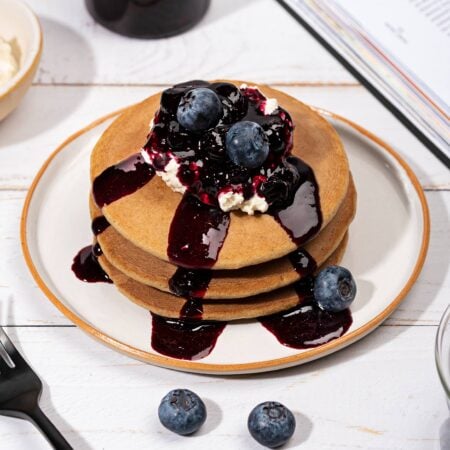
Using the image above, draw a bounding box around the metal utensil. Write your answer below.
[0,326,72,449]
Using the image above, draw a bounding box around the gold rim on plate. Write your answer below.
[20,106,430,374]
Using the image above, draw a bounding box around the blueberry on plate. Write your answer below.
[158,389,207,436]
[226,121,269,168]
[313,265,356,312]
[177,88,223,132]
[248,401,296,448]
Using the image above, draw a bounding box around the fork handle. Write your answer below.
[28,406,73,450]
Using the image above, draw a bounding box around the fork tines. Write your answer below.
[0,326,25,370]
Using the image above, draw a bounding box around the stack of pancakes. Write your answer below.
[90,84,356,321]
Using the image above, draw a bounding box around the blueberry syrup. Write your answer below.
[146,80,322,249]
[150,313,226,360]
[92,152,155,207]
[143,81,295,208]
[270,158,322,246]
[169,267,212,298]
[71,244,112,284]
[179,298,204,320]
[260,277,352,349]
[72,217,112,283]
[167,194,230,269]
[91,215,110,236]
[169,267,212,319]
[288,247,317,277]
[153,264,222,359]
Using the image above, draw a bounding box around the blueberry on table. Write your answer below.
[177,88,223,132]
[226,121,269,168]
[314,265,356,312]
[158,389,207,435]
[248,401,296,448]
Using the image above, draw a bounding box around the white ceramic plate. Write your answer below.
[21,108,429,375]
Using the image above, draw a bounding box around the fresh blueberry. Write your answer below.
[314,265,356,312]
[226,121,269,168]
[259,157,300,209]
[177,88,223,132]
[248,401,296,448]
[158,389,207,436]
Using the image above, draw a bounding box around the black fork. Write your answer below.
[0,326,72,449]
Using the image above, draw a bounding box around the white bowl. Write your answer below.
[0,0,42,121]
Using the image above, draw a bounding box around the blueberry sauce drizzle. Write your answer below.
[91,215,110,236]
[150,313,226,360]
[146,80,322,248]
[288,247,317,277]
[169,266,212,320]
[152,265,222,359]
[260,277,352,349]
[270,158,322,246]
[72,244,112,284]
[179,298,204,320]
[143,81,295,208]
[92,152,155,207]
[169,267,212,298]
[72,217,112,283]
[167,194,230,269]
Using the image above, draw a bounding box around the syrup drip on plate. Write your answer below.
[260,277,352,349]
[150,313,226,361]
[167,194,230,269]
[92,152,155,207]
[152,253,222,358]
[71,244,112,284]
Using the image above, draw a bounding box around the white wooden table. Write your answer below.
[1,1,449,448]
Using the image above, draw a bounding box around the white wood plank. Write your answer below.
[0,189,448,327]
[0,85,448,189]
[0,325,447,449]
[27,0,354,85]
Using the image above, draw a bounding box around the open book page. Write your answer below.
[283,0,450,157]
[335,0,449,113]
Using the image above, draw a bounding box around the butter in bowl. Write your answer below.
[0,0,42,121]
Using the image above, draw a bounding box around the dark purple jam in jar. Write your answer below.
[85,0,210,39]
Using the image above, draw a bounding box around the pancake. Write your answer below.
[90,82,350,269]
[98,233,348,321]
[91,176,356,299]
